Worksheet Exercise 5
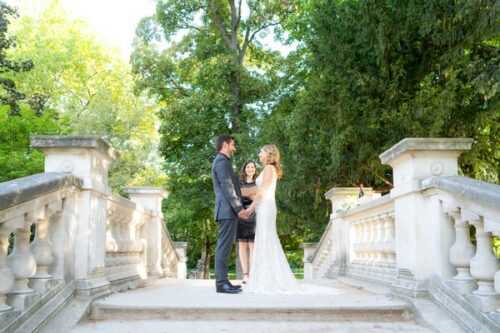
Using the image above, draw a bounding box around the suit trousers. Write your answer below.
[215,218,237,286]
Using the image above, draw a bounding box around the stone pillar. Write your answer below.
[125,187,167,279]
[325,187,366,216]
[324,188,364,272]
[379,138,473,296]
[32,136,116,297]
[301,243,318,280]
[175,242,188,280]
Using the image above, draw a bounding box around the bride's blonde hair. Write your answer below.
[261,144,283,179]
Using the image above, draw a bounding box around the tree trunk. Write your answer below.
[229,67,242,132]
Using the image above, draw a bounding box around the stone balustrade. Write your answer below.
[306,137,500,331]
[0,136,185,333]
[0,173,81,316]
[421,176,500,313]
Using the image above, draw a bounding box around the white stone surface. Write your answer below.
[71,319,433,333]
[69,279,436,333]
[382,138,472,285]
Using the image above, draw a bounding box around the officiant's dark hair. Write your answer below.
[239,160,258,182]
[215,134,235,152]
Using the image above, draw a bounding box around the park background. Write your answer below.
[1,0,498,278]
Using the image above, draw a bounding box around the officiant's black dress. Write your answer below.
[237,180,256,241]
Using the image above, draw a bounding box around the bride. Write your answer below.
[244,144,300,294]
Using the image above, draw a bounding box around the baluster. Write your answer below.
[469,214,500,312]
[368,218,376,264]
[375,216,385,266]
[7,226,37,310]
[493,228,500,314]
[0,230,14,312]
[445,204,476,294]
[360,221,368,264]
[352,223,359,263]
[30,204,57,293]
[383,214,396,266]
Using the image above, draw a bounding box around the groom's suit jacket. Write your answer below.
[211,153,243,221]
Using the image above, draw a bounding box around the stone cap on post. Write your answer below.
[300,242,318,263]
[31,136,117,194]
[379,138,474,197]
[31,136,118,160]
[174,241,188,262]
[124,187,168,215]
[324,187,378,216]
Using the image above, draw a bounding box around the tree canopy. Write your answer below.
[1,0,165,189]
[132,0,291,270]
[132,0,499,268]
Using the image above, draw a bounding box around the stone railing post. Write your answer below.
[174,242,188,279]
[380,138,473,295]
[301,242,318,280]
[32,136,116,296]
[324,188,364,271]
[125,187,167,279]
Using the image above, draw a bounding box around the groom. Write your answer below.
[211,135,250,294]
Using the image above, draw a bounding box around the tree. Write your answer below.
[6,0,165,191]
[0,105,60,182]
[132,0,290,269]
[0,2,60,181]
[261,0,499,242]
[0,2,33,115]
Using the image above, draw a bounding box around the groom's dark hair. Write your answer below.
[215,134,235,152]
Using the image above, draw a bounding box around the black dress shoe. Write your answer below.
[216,283,242,294]
[229,282,242,289]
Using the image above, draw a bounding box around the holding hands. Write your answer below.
[238,208,253,220]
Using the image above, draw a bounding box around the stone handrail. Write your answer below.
[0,136,186,333]
[305,138,500,332]
[421,176,500,312]
[105,195,145,291]
[0,173,82,316]
[305,187,381,279]
[338,195,395,284]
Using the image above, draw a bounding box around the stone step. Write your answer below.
[90,302,413,322]
[87,279,415,322]
[72,319,434,333]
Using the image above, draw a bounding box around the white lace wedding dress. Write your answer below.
[245,167,343,296]
[245,167,299,294]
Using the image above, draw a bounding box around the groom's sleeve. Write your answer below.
[216,159,243,215]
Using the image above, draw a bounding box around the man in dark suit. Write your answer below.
[211,135,249,294]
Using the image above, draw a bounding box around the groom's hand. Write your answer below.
[238,209,250,220]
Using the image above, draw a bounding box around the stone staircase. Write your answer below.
[42,278,465,333]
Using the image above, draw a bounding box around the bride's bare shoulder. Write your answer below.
[263,165,274,172]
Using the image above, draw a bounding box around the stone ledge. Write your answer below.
[324,187,360,200]
[0,173,82,211]
[174,241,188,249]
[108,195,136,210]
[379,138,473,165]
[31,135,117,160]
[422,176,500,211]
[124,187,168,197]
[337,194,393,219]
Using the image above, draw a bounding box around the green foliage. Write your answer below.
[261,0,500,242]
[0,105,60,182]
[132,0,289,267]
[0,3,33,115]
[2,0,164,191]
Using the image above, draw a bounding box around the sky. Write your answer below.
[9,0,156,59]
[8,0,295,59]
